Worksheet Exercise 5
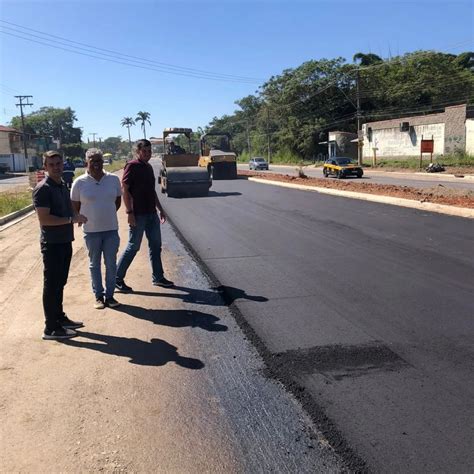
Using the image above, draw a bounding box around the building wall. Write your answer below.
[0,131,13,154]
[363,123,445,158]
[328,131,357,160]
[362,104,467,158]
[466,119,474,154]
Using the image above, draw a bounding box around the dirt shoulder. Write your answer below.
[239,170,474,209]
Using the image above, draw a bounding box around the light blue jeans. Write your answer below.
[116,213,164,284]
[84,230,120,299]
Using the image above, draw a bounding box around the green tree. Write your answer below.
[121,117,135,154]
[135,111,151,139]
[102,136,123,155]
[10,106,82,144]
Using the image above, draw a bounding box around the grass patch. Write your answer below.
[0,190,32,218]
[367,153,474,169]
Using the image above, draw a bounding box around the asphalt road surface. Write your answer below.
[238,164,474,191]
[157,162,474,473]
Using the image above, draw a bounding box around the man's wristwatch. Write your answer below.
[68,216,73,224]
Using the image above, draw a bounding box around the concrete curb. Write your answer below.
[248,177,474,219]
[0,204,34,227]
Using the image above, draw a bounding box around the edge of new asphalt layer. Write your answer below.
[247,177,474,219]
[165,213,369,472]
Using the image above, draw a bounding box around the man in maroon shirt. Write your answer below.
[116,139,174,292]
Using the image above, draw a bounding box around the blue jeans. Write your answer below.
[84,230,120,299]
[116,213,164,284]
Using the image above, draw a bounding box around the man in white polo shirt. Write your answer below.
[71,148,122,309]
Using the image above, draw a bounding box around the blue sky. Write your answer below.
[1,0,473,142]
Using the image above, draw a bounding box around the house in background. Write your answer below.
[361,104,473,160]
[0,125,52,171]
[319,131,358,160]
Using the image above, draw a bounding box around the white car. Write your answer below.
[249,157,269,170]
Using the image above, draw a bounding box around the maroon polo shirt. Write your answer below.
[122,159,157,215]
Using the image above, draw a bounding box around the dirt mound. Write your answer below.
[239,171,474,209]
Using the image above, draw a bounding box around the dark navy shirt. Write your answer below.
[32,176,74,244]
[121,159,157,215]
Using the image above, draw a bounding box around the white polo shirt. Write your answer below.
[71,172,122,233]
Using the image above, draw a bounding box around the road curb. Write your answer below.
[0,204,34,227]
[248,177,474,219]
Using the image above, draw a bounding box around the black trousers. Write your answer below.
[41,242,72,331]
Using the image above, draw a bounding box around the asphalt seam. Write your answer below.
[248,177,474,219]
[165,212,369,473]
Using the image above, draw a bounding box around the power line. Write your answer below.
[0,19,264,81]
[0,22,262,84]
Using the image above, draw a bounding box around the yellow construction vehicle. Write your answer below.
[158,128,211,198]
[198,132,237,179]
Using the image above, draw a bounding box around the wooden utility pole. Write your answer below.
[356,70,362,165]
[15,95,33,171]
[266,107,272,163]
[89,132,97,147]
[246,121,252,158]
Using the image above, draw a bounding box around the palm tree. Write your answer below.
[135,111,151,139]
[121,117,135,158]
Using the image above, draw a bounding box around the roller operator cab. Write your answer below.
[198,132,238,179]
[158,127,212,198]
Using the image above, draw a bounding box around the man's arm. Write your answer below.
[36,207,87,226]
[155,191,167,224]
[122,182,136,227]
[71,200,81,215]
[115,196,122,211]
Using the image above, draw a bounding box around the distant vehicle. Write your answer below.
[73,159,85,168]
[249,157,269,170]
[323,157,363,179]
[0,163,10,174]
[198,132,237,179]
[158,127,211,198]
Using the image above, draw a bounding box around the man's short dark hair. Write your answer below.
[42,150,62,165]
[136,139,151,150]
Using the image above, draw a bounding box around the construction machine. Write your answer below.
[198,132,238,179]
[158,128,211,198]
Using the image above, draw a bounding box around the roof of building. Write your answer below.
[0,125,19,133]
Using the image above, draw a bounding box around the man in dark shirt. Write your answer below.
[116,139,174,292]
[33,150,87,340]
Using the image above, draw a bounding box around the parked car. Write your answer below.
[249,157,269,170]
[323,157,363,179]
[0,163,10,174]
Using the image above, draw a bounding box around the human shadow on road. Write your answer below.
[114,306,228,332]
[64,331,204,369]
[131,285,268,307]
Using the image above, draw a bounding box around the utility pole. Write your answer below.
[356,70,363,165]
[15,95,33,171]
[246,121,252,158]
[266,107,272,163]
[89,132,97,147]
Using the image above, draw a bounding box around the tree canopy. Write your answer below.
[202,51,474,160]
[10,106,82,144]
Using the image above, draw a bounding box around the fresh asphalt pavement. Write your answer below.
[0,185,343,472]
[238,164,474,191]
[157,162,474,473]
